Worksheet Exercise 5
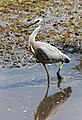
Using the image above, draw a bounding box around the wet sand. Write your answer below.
[0,54,82,120]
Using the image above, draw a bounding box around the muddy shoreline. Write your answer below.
[0,0,82,68]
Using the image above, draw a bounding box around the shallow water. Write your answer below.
[0,53,82,120]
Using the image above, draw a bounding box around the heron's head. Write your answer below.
[34,17,43,24]
[27,17,44,27]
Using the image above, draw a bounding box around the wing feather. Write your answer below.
[35,48,50,63]
[33,41,69,63]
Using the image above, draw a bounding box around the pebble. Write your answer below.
[8,108,11,111]
[24,110,27,113]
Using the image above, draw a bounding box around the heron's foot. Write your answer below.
[60,88,67,94]
[57,76,64,88]
[57,79,61,88]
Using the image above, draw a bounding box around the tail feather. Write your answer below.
[65,58,70,63]
[61,53,71,63]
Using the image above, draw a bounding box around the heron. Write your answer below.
[27,17,71,89]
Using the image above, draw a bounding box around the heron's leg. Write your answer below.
[45,85,50,97]
[42,64,50,86]
[60,62,64,70]
[57,62,64,88]
[57,62,67,94]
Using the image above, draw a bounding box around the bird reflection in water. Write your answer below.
[34,86,72,120]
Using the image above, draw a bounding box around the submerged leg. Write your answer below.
[45,85,50,97]
[42,64,50,87]
[57,62,64,89]
[57,62,66,94]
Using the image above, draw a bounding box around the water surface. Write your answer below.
[0,53,82,120]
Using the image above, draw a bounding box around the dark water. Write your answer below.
[0,53,82,120]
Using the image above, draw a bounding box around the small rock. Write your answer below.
[75,33,79,36]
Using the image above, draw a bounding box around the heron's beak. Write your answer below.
[27,20,39,28]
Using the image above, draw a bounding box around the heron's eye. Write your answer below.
[35,20,39,23]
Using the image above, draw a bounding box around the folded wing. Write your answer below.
[34,42,69,64]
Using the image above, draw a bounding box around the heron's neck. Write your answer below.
[29,25,41,43]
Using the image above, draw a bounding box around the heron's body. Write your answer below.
[28,17,70,87]
[29,40,69,64]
